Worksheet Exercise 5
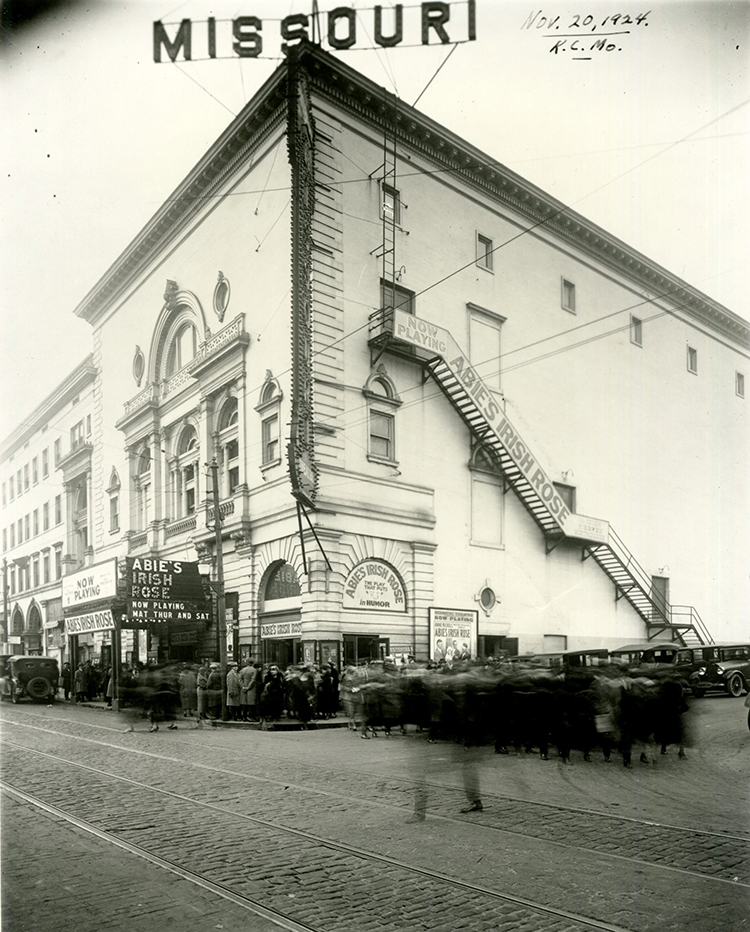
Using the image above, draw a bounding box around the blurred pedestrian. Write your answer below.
[196,660,210,719]
[179,663,198,718]
[61,662,72,701]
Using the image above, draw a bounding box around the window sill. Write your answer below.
[367,454,399,467]
[260,458,282,473]
[470,540,505,551]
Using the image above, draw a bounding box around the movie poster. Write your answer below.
[428,608,478,662]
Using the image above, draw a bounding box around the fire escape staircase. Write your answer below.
[368,307,712,647]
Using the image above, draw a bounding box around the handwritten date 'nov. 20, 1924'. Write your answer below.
[522,10,651,59]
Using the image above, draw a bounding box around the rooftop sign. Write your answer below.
[154,2,476,62]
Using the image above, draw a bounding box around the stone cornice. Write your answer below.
[300,44,748,349]
[73,74,289,328]
[0,356,97,461]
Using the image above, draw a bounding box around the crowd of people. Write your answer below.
[58,654,692,765]
[114,659,341,732]
[339,657,691,767]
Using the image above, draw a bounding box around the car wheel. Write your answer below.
[25,677,51,700]
[691,687,707,698]
[726,674,744,698]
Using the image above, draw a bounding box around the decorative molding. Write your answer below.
[213,271,230,323]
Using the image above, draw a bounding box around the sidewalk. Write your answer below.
[69,697,349,731]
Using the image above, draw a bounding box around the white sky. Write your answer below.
[1,0,748,430]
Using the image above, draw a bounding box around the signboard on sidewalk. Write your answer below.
[429,607,478,662]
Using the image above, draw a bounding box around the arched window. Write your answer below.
[217,396,240,496]
[11,607,24,637]
[27,603,42,633]
[175,426,199,517]
[256,378,282,470]
[363,369,401,465]
[166,322,198,377]
[106,467,121,533]
[135,445,152,530]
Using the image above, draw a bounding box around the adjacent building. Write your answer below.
[1,357,97,664]
[5,42,748,668]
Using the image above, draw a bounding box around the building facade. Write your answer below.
[1,357,98,664]
[10,43,747,669]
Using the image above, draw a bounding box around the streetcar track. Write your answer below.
[2,712,748,846]
[0,775,641,932]
[1,783,318,932]
[3,737,749,892]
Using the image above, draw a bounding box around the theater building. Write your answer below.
[63,42,746,664]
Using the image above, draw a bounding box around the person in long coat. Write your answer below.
[196,661,210,719]
[239,661,259,721]
[179,664,198,717]
[74,663,86,703]
[206,663,223,719]
[61,663,72,700]
[226,663,241,719]
[259,665,285,722]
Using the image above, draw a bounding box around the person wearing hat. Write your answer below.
[226,662,241,720]
[206,662,222,719]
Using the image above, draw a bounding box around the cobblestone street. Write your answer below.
[2,698,748,932]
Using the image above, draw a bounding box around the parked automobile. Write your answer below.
[0,655,59,703]
[689,644,750,698]
[610,641,713,688]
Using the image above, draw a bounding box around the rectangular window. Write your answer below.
[380,279,415,315]
[9,565,15,596]
[70,421,84,449]
[2,529,6,552]
[262,415,280,465]
[24,514,30,540]
[55,495,62,525]
[471,473,503,547]
[43,550,50,584]
[43,502,49,531]
[561,278,576,313]
[381,182,401,225]
[687,345,698,374]
[10,525,15,548]
[17,519,23,543]
[17,469,22,494]
[32,457,39,485]
[54,546,62,580]
[86,414,92,436]
[54,439,61,464]
[23,464,29,491]
[736,371,745,398]
[42,448,49,477]
[544,634,568,653]
[33,554,40,588]
[476,233,494,271]
[110,495,119,532]
[630,315,643,346]
[226,439,240,494]
[183,464,196,516]
[369,411,394,461]
[33,509,39,536]
[8,477,12,501]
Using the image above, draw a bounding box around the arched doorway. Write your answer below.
[259,561,302,667]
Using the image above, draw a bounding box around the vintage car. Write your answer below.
[0,655,59,703]
[610,641,712,688]
[689,644,750,698]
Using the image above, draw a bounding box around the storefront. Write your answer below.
[62,559,123,697]
[259,562,302,665]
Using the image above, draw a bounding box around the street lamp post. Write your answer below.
[209,459,228,722]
